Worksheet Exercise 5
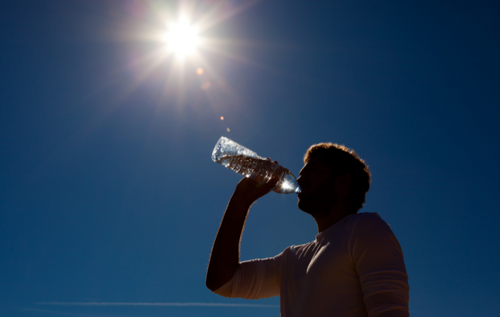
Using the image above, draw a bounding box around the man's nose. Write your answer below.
[297,175,304,185]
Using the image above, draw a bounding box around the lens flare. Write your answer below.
[201,81,211,90]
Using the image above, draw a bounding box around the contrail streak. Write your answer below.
[38,302,279,308]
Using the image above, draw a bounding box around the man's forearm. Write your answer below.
[206,194,252,291]
[206,177,277,292]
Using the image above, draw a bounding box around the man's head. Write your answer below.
[297,143,371,215]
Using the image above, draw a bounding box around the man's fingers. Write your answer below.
[266,157,279,165]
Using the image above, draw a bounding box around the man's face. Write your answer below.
[297,156,336,215]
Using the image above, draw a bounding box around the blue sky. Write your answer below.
[1,0,499,316]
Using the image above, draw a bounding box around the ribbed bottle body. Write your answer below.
[212,137,300,194]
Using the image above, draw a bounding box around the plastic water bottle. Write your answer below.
[211,136,300,194]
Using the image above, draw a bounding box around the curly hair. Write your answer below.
[304,143,371,213]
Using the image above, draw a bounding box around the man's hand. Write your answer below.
[231,158,282,205]
[232,176,278,206]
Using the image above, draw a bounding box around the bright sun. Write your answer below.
[121,1,257,100]
[165,19,199,58]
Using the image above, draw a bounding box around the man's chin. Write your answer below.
[297,200,313,215]
[298,197,329,217]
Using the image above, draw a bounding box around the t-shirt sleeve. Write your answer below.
[212,254,282,299]
[350,213,410,316]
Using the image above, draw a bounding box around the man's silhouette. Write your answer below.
[206,143,409,317]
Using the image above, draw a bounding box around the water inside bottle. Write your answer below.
[215,154,300,194]
[215,154,274,182]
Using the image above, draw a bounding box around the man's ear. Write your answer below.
[335,173,351,196]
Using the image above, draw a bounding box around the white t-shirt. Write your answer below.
[213,212,409,317]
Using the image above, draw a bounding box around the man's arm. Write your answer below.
[365,293,409,317]
[206,177,277,292]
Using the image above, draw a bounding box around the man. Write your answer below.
[206,143,409,317]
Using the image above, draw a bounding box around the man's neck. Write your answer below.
[314,204,353,233]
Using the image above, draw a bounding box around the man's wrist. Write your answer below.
[229,192,256,210]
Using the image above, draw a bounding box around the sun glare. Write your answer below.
[120,0,262,110]
[165,19,199,57]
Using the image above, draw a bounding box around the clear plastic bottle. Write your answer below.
[211,136,300,194]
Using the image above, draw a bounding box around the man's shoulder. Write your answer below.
[354,211,382,220]
[351,212,397,242]
[352,212,389,228]
[326,212,386,234]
